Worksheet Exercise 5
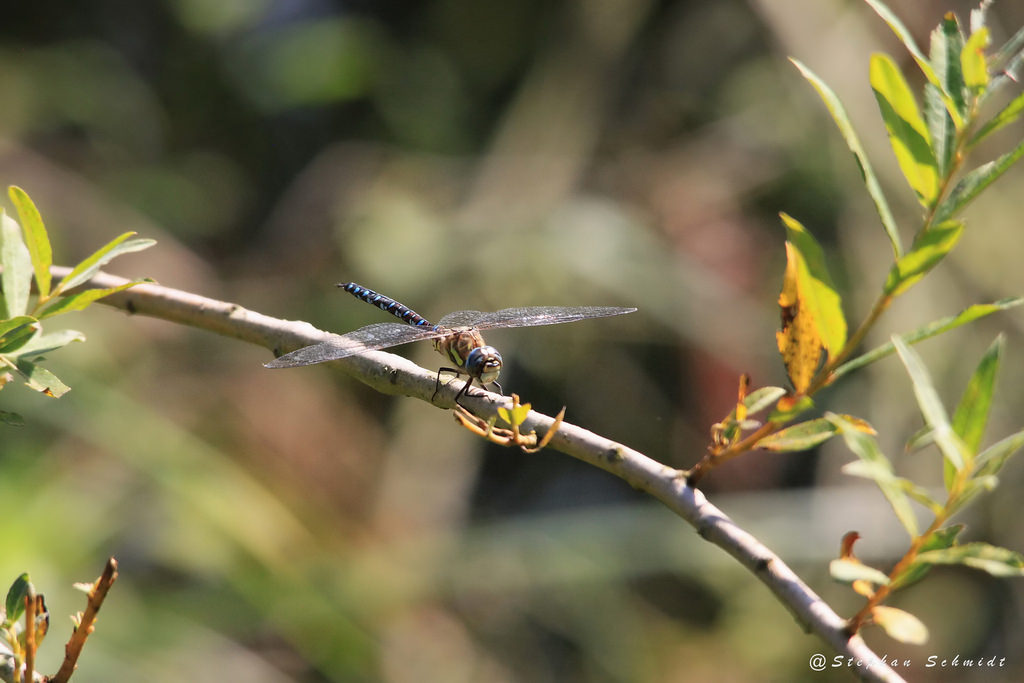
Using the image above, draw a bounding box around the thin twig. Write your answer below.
[50,557,118,683]
[54,267,905,682]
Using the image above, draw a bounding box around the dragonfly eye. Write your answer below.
[466,346,502,384]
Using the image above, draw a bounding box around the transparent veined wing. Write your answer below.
[438,306,637,330]
[265,322,445,368]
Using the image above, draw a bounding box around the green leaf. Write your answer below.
[4,574,31,627]
[975,427,1024,477]
[961,27,991,91]
[923,524,966,552]
[970,90,1024,146]
[860,459,943,510]
[14,358,71,397]
[840,461,941,514]
[832,297,1024,381]
[904,423,935,454]
[872,605,929,645]
[843,461,943,516]
[893,336,967,474]
[870,53,940,206]
[892,525,965,590]
[840,458,892,481]
[0,210,32,318]
[0,316,40,354]
[0,410,25,427]
[933,13,967,105]
[916,542,1024,577]
[883,220,964,296]
[829,558,891,586]
[899,481,943,513]
[12,329,87,358]
[779,213,847,356]
[8,186,53,299]
[37,282,143,320]
[790,59,902,257]
[951,335,1002,454]
[926,15,966,175]
[54,234,156,295]
[827,412,919,537]
[756,417,838,452]
[0,315,38,341]
[924,83,955,178]
[743,386,787,415]
[935,138,1024,222]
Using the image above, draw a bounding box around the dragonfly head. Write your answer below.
[466,345,502,385]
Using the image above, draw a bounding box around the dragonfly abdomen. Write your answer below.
[340,282,432,327]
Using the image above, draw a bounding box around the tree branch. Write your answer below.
[50,557,118,683]
[56,267,903,682]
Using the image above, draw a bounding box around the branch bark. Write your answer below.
[55,267,904,682]
[50,557,118,683]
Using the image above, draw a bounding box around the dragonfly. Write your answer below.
[265,282,637,406]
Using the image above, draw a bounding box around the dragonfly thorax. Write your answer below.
[433,328,502,384]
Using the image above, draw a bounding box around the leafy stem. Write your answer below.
[692,4,1023,485]
[847,453,973,634]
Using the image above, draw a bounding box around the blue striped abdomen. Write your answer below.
[339,282,433,327]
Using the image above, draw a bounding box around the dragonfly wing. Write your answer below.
[265,322,442,368]
[441,306,637,330]
[436,309,489,327]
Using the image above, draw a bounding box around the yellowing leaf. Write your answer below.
[775,215,848,393]
[8,186,52,299]
[852,579,875,597]
[872,605,929,645]
[776,242,821,394]
[498,402,531,427]
[870,54,939,205]
[735,373,749,422]
[961,27,990,90]
[884,220,964,295]
[780,214,847,356]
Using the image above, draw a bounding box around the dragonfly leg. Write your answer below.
[431,367,496,408]
[453,376,477,409]
[432,367,467,404]
[453,377,502,408]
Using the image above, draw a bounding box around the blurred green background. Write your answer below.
[2,0,1024,680]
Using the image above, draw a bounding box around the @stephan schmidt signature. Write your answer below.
[809,653,1008,672]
